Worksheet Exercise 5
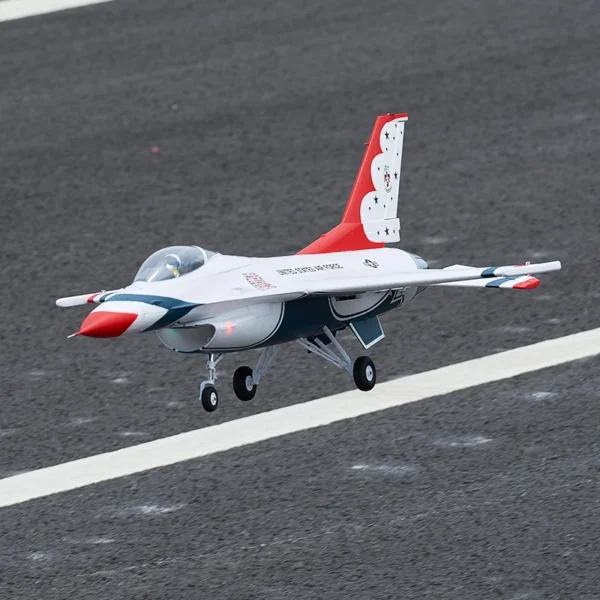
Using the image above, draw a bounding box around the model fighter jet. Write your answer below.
[57,114,561,412]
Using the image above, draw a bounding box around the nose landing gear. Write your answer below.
[199,353,224,412]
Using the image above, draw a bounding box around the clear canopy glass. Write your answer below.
[134,246,217,283]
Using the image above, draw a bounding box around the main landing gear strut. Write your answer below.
[296,326,377,392]
[232,345,279,402]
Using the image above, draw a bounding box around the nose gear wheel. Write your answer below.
[201,385,219,411]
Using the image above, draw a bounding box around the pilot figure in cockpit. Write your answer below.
[164,254,182,278]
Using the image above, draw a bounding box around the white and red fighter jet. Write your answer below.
[57,114,561,412]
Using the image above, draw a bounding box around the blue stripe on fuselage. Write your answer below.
[105,294,200,331]
[105,294,199,310]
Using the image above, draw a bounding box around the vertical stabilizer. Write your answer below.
[298,113,407,255]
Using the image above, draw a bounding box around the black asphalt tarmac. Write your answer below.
[1,0,599,597]
[2,360,599,599]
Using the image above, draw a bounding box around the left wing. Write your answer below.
[433,275,540,289]
[432,264,542,289]
[298,261,561,296]
[189,260,561,306]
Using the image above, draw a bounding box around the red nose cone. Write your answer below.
[78,311,138,338]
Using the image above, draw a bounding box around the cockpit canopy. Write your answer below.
[134,246,217,283]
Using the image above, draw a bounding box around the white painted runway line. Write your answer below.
[0,0,111,23]
[1,327,599,508]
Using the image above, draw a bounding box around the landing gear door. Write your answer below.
[349,315,385,350]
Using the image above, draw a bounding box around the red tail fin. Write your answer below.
[298,113,408,255]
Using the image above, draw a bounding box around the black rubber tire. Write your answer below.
[353,356,377,391]
[233,366,257,401]
[201,385,219,412]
